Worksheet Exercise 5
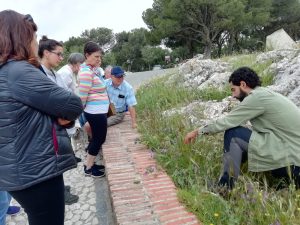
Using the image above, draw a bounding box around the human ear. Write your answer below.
[240,81,246,87]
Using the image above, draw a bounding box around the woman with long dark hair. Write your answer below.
[0,10,83,225]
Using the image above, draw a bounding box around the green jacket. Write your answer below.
[200,87,300,172]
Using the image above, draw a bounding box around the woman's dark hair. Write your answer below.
[83,41,102,58]
[38,35,63,58]
[229,67,261,89]
[0,10,39,66]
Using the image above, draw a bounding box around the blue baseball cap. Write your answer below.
[111,66,125,78]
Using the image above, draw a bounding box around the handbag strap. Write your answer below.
[52,122,58,155]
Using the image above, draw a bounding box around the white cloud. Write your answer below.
[0,0,153,41]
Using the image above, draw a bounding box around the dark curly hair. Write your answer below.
[229,67,261,88]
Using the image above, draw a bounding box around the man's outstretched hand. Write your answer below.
[184,130,199,144]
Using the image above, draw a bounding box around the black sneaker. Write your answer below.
[75,156,82,163]
[92,164,105,172]
[64,190,79,205]
[84,165,105,178]
[65,185,71,192]
[218,172,235,190]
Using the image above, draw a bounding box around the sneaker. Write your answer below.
[64,190,79,205]
[92,164,105,172]
[7,206,21,216]
[84,165,105,178]
[217,172,235,190]
[65,185,71,192]
[75,156,82,163]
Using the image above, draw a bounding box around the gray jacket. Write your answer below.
[0,60,83,191]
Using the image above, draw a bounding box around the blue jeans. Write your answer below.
[0,191,11,225]
[223,126,252,178]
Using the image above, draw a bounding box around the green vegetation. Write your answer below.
[61,1,300,71]
[143,0,300,58]
[136,54,300,225]
[225,54,275,86]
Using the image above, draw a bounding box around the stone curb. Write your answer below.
[103,115,201,225]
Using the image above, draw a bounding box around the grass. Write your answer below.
[225,53,275,86]
[135,53,300,225]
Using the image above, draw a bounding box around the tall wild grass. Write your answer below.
[136,56,300,225]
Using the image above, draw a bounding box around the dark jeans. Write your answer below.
[271,166,300,189]
[84,112,107,156]
[9,175,65,225]
[223,126,251,178]
[222,127,300,188]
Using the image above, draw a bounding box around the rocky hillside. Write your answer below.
[165,49,300,126]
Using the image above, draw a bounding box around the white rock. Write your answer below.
[81,211,91,220]
[92,217,99,225]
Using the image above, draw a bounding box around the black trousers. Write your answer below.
[84,112,107,156]
[9,175,65,225]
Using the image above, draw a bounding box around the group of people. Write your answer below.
[0,10,137,225]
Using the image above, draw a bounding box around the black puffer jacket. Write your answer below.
[0,60,83,191]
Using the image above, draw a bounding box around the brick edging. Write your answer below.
[103,115,201,225]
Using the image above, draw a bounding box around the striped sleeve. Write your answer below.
[78,69,93,107]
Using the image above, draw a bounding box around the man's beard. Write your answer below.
[236,90,247,102]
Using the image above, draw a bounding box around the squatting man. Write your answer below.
[184,67,300,188]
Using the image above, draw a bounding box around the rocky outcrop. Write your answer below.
[163,97,239,127]
[267,50,300,106]
[265,28,297,51]
[165,49,300,124]
[178,55,230,90]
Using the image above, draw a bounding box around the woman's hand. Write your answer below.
[57,118,71,126]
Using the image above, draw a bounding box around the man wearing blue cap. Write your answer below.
[106,66,137,128]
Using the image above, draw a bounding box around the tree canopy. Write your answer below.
[62,0,300,70]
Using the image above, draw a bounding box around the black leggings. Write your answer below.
[9,175,65,225]
[84,112,107,156]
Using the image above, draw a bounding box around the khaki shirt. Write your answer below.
[200,87,300,172]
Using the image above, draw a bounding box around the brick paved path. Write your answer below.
[103,115,201,225]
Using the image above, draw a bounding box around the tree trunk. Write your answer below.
[217,43,222,58]
[186,39,194,58]
[203,42,212,59]
[227,32,234,55]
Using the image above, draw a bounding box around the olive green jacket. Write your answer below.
[200,87,300,172]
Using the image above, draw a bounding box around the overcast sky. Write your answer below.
[1,0,154,41]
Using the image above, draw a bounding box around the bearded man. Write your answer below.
[184,67,300,189]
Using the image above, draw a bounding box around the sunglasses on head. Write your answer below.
[24,14,34,23]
